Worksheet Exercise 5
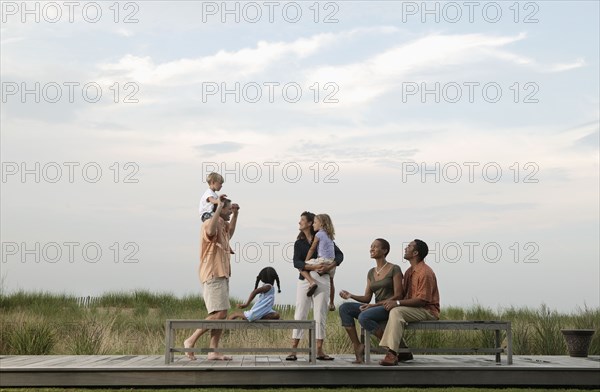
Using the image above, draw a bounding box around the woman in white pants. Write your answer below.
[286,211,343,361]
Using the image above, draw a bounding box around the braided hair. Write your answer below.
[255,267,281,293]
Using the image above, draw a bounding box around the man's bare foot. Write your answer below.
[183,339,196,360]
[352,343,365,364]
[207,353,233,361]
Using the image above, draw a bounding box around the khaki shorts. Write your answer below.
[203,277,230,314]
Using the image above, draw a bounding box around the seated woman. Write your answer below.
[338,238,404,364]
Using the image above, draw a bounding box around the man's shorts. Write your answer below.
[203,277,230,314]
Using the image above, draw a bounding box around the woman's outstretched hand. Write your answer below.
[339,290,351,299]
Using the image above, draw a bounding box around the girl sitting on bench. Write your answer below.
[228,267,281,321]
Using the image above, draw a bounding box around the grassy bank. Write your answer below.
[0,291,598,356]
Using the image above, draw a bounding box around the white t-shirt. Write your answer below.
[199,188,218,215]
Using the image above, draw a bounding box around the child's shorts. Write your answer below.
[306,257,336,278]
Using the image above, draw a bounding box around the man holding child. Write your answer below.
[184,195,239,360]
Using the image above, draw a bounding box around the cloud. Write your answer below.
[93,26,400,86]
[285,140,418,164]
[575,130,599,149]
[96,32,343,85]
[195,141,245,155]
[483,49,586,73]
[305,32,588,105]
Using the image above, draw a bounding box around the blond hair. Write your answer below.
[315,213,335,240]
[206,172,224,184]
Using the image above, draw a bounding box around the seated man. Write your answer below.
[379,239,440,366]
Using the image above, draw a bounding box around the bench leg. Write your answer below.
[494,329,501,364]
[165,321,172,364]
[362,327,371,363]
[507,326,513,365]
[309,327,316,364]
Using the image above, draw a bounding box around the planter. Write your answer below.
[561,329,595,357]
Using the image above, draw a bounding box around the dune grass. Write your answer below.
[0,290,598,356]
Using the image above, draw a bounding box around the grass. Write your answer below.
[0,290,598,356]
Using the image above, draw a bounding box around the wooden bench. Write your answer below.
[362,320,513,365]
[165,319,316,364]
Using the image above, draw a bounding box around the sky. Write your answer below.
[1,0,598,312]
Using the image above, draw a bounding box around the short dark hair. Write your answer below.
[413,239,428,261]
[212,198,231,212]
[256,267,281,293]
[375,238,390,257]
[297,211,316,241]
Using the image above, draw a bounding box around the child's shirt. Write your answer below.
[244,284,276,322]
[316,230,335,260]
[199,188,218,215]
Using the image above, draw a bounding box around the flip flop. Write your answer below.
[285,354,298,361]
[317,355,334,361]
[306,284,318,297]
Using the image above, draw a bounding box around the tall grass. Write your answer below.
[1,290,598,356]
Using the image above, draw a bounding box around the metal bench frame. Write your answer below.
[362,320,513,364]
[165,319,316,364]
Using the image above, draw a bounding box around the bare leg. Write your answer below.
[261,311,280,320]
[184,310,228,360]
[316,339,331,358]
[206,310,231,360]
[227,312,246,320]
[288,338,300,358]
[329,276,336,311]
[343,326,365,364]
[299,269,316,286]
[373,328,384,340]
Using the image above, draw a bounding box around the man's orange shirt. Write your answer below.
[199,217,231,283]
[404,261,440,319]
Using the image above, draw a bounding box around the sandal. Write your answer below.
[329,303,336,311]
[285,354,298,361]
[306,284,318,297]
[317,355,335,361]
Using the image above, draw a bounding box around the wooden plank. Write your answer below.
[170,321,314,330]
[2,365,600,387]
[70,355,117,368]
[20,355,93,368]
[117,355,157,368]
[171,347,310,354]
[0,356,61,367]
[268,355,283,366]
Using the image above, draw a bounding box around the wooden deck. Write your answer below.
[1,354,598,387]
